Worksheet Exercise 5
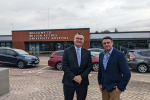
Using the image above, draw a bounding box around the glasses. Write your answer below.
[75,38,84,41]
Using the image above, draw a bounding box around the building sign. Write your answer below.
[29,31,68,40]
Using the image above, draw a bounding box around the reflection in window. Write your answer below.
[90,41,102,48]
[0,42,12,47]
[90,40,149,54]
[1,42,5,45]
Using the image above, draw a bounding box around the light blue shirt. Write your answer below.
[74,45,81,60]
[103,47,113,70]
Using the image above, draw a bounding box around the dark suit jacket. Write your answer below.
[98,49,131,92]
[62,46,92,87]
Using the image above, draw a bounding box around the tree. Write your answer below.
[114,28,118,32]
[95,31,99,33]
[103,30,110,33]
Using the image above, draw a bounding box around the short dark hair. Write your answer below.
[102,36,113,42]
[74,32,84,38]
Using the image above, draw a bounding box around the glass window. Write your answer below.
[147,51,150,57]
[63,41,73,49]
[90,41,102,48]
[13,49,28,55]
[41,42,46,51]
[49,43,55,51]
[1,42,5,46]
[55,43,63,50]
[6,42,10,45]
[54,52,64,56]
[140,51,147,56]
[0,49,6,54]
[6,50,16,55]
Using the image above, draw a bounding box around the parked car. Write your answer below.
[126,49,150,73]
[88,48,104,57]
[0,47,40,69]
[48,50,99,71]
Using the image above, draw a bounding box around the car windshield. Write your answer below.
[89,49,104,52]
[14,49,29,55]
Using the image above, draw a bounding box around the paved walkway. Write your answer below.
[0,71,150,100]
[0,56,150,100]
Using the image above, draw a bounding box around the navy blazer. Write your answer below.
[98,49,131,92]
[62,46,92,87]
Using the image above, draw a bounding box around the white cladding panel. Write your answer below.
[90,33,150,39]
[0,36,12,41]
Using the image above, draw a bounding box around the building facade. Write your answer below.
[12,28,90,54]
[1,29,150,54]
[0,35,12,47]
[90,31,150,53]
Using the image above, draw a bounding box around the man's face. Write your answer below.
[74,34,84,47]
[102,39,113,51]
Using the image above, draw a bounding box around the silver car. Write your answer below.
[88,48,104,57]
[126,49,150,73]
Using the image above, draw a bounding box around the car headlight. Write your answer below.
[25,57,32,60]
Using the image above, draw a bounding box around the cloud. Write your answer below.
[0,0,150,35]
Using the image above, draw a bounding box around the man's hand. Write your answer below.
[99,84,102,92]
[74,75,82,84]
[114,86,121,92]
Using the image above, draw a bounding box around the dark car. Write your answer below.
[0,47,40,69]
[48,50,99,71]
[126,49,150,73]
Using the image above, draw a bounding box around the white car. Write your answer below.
[88,48,104,57]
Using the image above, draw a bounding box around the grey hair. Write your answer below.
[74,32,84,38]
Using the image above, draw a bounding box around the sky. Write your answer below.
[0,0,150,35]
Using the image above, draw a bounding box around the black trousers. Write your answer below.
[63,85,88,100]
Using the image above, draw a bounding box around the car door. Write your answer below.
[145,51,150,67]
[4,49,18,64]
[57,52,63,62]
[0,49,7,63]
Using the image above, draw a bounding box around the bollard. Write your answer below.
[0,68,9,96]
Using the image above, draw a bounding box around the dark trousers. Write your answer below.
[63,85,88,100]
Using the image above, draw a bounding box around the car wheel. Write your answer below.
[17,61,25,69]
[137,64,148,73]
[93,63,99,71]
[56,62,62,70]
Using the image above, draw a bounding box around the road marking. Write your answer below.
[23,66,50,74]
[39,64,48,65]
[38,66,50,71]
[131,74,150,76]
[126,90,150,94]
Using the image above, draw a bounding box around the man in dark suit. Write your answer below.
[98,36,131,100]
[62,32,92,100]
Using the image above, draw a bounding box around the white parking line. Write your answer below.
[23,66,50,74]
[38,66,50,71]
[131,73,150,76]
[39,64,48,65]
[126,90,150,94]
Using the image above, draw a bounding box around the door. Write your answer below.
[4,50,18,64]
[0,49,7,63]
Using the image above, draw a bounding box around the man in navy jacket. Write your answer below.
[62,32,92,100]
[98,36,131,100]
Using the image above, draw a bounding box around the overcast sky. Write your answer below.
[0,0,150,35]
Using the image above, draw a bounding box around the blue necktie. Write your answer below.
[77,49,81,67]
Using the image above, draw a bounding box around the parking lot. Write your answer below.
[0,56,150,100]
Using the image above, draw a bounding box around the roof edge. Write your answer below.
[12,28,90,32]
